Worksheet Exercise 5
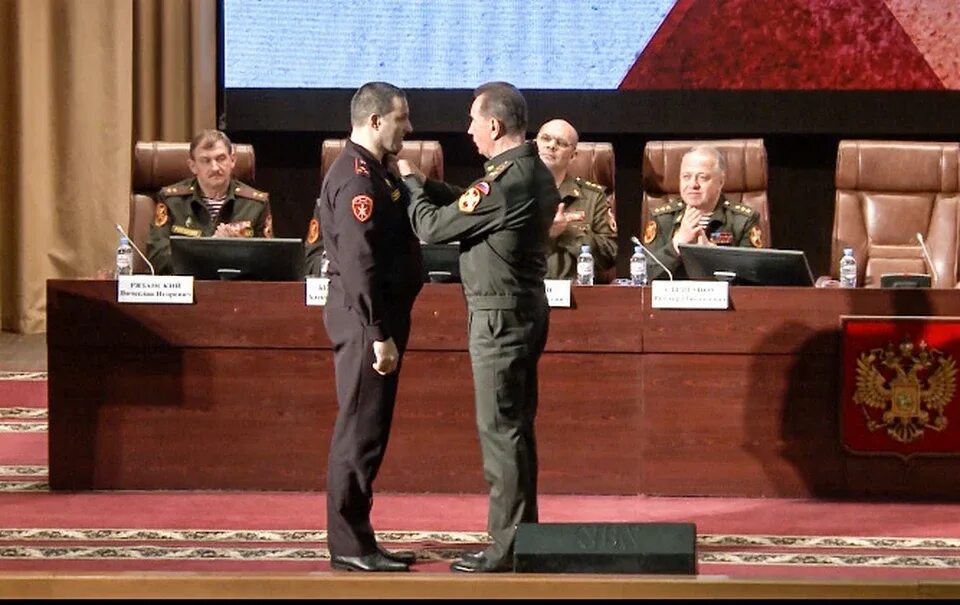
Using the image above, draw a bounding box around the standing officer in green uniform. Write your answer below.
[146,129,273,275]
[642,145,763,280]
[398,82,559,573]
[536,119,617,281]
[320,82,423,573]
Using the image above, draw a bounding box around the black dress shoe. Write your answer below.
[458,550,485,563]
[450,553,511,573]
[330,552,410,572]
[378,546,417,565]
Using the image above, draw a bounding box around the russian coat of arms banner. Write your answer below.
[841,316,960,458]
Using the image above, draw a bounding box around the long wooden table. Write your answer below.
[46,280,960,499]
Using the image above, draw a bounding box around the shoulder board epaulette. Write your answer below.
[731,202,757,217]
[234,183,269,203]
[651,198,683,216]
[160,183,194,198]
[575,177,606,193]
[483,160,514,182]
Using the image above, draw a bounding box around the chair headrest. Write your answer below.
[132,142,256,190]
[643,139,767,193]
[835,140,960,193]
[565,142,615,192]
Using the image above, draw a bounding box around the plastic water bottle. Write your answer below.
[629,245,647,286]
[115,236,134,277]
[839,247,857,288]
[576,244,594,286]
[320,249,330,277]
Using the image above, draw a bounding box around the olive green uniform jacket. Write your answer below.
[642,195,762,280]
[146,177,273,275]
[546,176,617,280]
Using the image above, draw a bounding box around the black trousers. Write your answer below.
[324,292,413,557]
[467,299,550,563]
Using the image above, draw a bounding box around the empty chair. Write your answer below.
[130,141,256,273]
[832,140,960,288]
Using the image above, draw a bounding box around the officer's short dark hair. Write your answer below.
[190,130,233,159]
[351,82,406,127]
[473,82,527,136]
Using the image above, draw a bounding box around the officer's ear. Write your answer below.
[490,117,506,141]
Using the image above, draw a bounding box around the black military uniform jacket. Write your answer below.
[546,176,617,280]
[317,139,423,342]
[402,142,559,309]
[642,194,762,280]
[146,177,272,275]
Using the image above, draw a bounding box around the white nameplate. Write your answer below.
[305,277,329,306]
[544,279,571,308]
[117,275,194,304]
[651,280,729,309]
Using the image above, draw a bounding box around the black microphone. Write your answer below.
[630,236,674,281]
[916,232,939,287]
[114,223,156,276]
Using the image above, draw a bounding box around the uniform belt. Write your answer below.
[467,292,544,310]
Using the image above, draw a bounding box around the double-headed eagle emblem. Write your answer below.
[853,337,957,444]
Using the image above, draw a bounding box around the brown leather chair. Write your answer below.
[566,142,615,193]
[641,139,771,247]
[832,140,960,288]
[320,139,444,182]
[564,142,616,282]
[130,141,256,274]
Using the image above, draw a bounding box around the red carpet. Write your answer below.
[3,376,960,581]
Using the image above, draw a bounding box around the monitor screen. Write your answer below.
[678,244,815,287]
[170,236,305,281]
[421,243,460,283]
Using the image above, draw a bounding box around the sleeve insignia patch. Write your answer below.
[642,220,658,244]
[263,213,274,238]
[306,217,320,244]
[458,185,485,213]
[352,194,374,222]
[154,202,169,227]
[749,224,764,248]
[391,188,401,202]
[608,207,618,234]
[355,158,370,177]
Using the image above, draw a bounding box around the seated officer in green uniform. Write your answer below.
[536,119,617,281]
[146,129,273,275]
[642,145,763,280]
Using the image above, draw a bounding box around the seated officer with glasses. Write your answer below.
[535,119,617,281]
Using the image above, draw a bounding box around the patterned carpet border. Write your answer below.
[0,372,46,381]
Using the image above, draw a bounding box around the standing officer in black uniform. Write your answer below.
[319,82,423,573]
[398,82,559,573]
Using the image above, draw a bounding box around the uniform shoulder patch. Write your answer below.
[351,194,374,222]
[483,160,513,182]
[642,220,658,244]
[154,201,169,227]
[651,199,683,216]
[306,217,319,244]
[234,183,269,203]
[458,183,488,213]
[749,224,764,248]
[575,177,606,193]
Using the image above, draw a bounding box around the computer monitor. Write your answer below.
[421,243,460,283]
[170,236,305,281]
[678,244,815,286]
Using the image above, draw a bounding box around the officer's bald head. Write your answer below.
[351,82,406,127]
